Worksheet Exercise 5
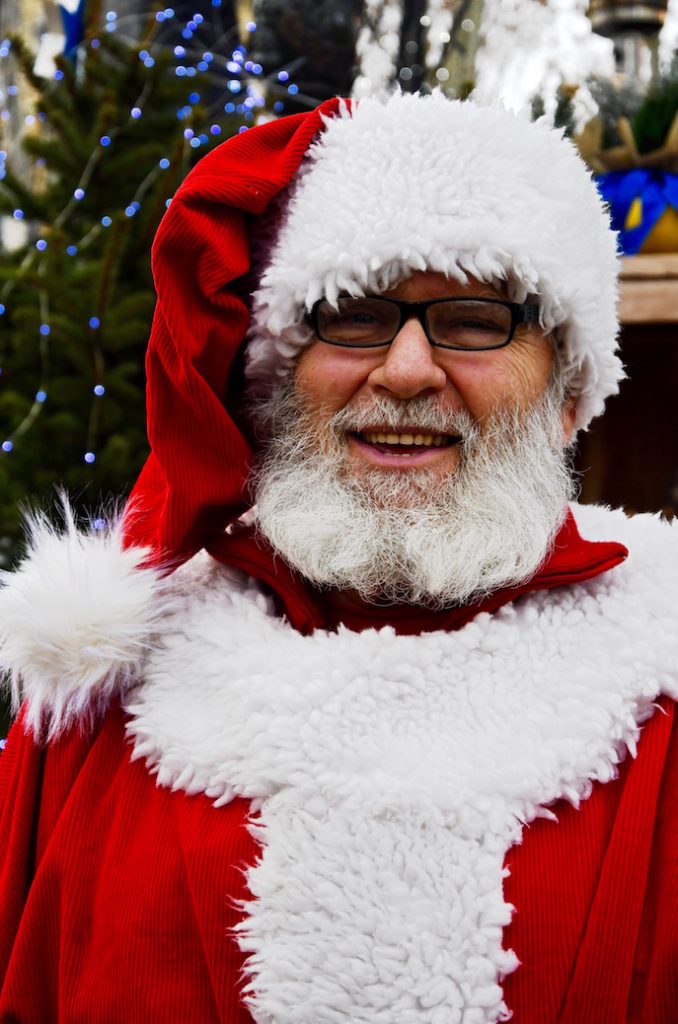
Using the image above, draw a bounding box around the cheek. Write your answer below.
[450,344,553,416]
[294,346,370,411]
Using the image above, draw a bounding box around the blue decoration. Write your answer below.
[58,0,86,59]
[596,170,678,255]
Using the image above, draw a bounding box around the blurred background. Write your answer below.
[0,0,677,575]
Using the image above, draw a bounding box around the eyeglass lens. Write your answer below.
[316,297,513,349]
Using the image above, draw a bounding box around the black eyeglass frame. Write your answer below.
[308,296,541,352]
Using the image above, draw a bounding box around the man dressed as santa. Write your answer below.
[0,92,676,1023]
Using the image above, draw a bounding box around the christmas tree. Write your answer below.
[0,1,258,565]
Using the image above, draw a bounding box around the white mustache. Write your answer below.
[329,396,477,440]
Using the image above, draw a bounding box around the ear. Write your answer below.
[560,395,577,444]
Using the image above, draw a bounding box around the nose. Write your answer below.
[367,318,447,399]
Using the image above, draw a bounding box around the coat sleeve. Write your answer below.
[0,705,95,986]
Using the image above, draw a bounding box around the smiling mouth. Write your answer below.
[353,430,462,454]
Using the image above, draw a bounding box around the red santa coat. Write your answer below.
[0,503,676,1023]
[0,98,676,1023]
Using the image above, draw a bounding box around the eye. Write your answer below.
[427,300,512,349]
[316,298,398,344]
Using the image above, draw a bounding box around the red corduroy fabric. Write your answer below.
[124,97,347,563]
[0,523,676,1022]
[0,699,675,1022]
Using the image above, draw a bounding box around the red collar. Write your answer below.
[207,508,627,636]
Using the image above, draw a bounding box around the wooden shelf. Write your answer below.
[619,253,678,324]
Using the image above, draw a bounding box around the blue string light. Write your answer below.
[36,239,48,251]
[92,518,107,530]
[74,188,85,199]
[0,304,5,314]
[12,209,23,220]
[93,384,105,396]
[89,317,100,328]
[90,39,100,49]
[130,107,142,119]
[288,84,299,95]
[189,92,200,103]
[246,21,257,31]
[2,441,13,452]
[39,324,50,336]
[184,128,194,139]
[210,124,221,135]
[193,13,204,24]
[35,390,46,403]
[66,245,78,255]
[100,135,112,146]
[190,138,201,148]
[101,216,112,227]
[159,157,170,169]
[144,57,155,68]
[84,452,95,463]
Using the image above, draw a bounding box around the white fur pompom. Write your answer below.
[0,505,171,740]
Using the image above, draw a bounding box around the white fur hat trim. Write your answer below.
[246,92,623,431]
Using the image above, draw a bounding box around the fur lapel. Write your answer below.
[123,504,676,1024]
[2,503,677,1023]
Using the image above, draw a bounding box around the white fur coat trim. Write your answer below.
[0,506,172,739]
[123,503,675,1024]
[1,504,677,1023]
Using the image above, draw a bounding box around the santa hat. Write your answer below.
[246,92,622,431]
[123,93,622,562]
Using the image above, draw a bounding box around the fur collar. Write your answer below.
[1,503,676,1023]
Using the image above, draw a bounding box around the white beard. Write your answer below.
[249,383,575,608]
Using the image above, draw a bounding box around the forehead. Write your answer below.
[378,271,510,302]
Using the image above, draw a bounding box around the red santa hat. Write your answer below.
[124,92,622,562]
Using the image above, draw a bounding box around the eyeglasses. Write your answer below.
[308,296,541,351]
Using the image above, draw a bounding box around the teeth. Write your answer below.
[361,432,449,447]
